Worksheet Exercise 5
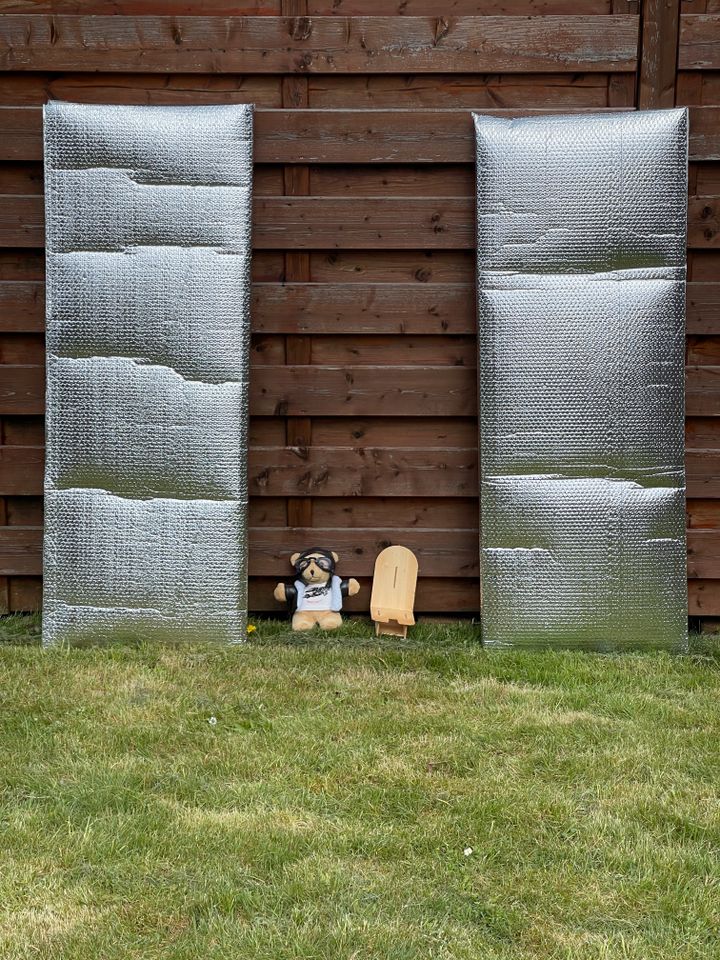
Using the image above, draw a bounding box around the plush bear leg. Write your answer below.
[316,611,342,630]
[291,610,318,631]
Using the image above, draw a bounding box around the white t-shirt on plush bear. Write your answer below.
[294,575,343,612]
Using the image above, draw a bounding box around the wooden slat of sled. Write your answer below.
[0,15,640,74]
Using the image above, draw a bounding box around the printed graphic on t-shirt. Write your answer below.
[298,582,332,611]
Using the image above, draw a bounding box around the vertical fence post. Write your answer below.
[638,0,681,108]
[281,0,314,536]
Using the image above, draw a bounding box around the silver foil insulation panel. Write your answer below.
[43,103,253,645]
[473,110,688,649]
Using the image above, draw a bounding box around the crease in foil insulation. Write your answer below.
[473,110,688,649]
[42,102,253,645]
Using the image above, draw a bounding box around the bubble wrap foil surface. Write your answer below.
[473,110,688,649]
[43,102,253,645]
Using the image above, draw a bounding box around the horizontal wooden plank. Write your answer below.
[6,280,719,336]
[10,326,719,370]
[689,250,720,282]
[0,280,43,331]
[0,446,44,494]
[686,416,720,446]
[5,195,477,249]
[307,72,617,109]
[308,1,621,13]
[0,16,639,74]
[1,279,475,332]
[5,193,720,249]
[6,445,720,498]
[0,445,479,497]
[687,282,720,333]
[253,109,635,163]
[311,417,477,446]
[679,13,720,69]
[687,497,720,528]
[8,364,720,417]
[1,415,44,446]
[0,72,282,108]
[1,365,44,414]
[687,528,720,578]
[4,1,625,12]
[0,71,609,110]
[5,106,720,162]
[0,331,43,363]
[250,574,480,614]
[3,525,719,580]
[0,414,289,447]
[4,495,42,526]
[687,366,720,415]
[0,106,638,163]
[2,365,477,416]
[7,2,281,13]
[0,492,480,528]
[8,573,720,617]
[251,445,479,496]
[261,365,474,417]
[687,335,720,365]
[687,450,720,497]
[255,283,475,334]
[0,572,481,615]
[0,525,41,575]
[0,525,480,577]
[688,196,720,247]
[309,164,475,197]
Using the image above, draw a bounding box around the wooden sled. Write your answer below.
[371,546,419,638]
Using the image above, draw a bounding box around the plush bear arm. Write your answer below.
[341,578,360,597]
[273,582,287,603]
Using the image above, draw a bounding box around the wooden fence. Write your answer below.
[1,0,719,622]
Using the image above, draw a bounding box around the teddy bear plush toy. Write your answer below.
[273,548,360,631]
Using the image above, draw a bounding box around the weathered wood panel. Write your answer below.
[2,3,718,619]
[0,16,639,74]
[5,106,718,162]
[679,13,720,69]
[6,279,720,336]
[2,524,718,581]
[6,193,720,249]
[5,445,720,499]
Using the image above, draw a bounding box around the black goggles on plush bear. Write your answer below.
[294,549,336,575]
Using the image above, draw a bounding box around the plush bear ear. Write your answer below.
[331,552,339,563]
[290,552,301,566]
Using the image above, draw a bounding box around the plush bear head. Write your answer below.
[291,548,339,586]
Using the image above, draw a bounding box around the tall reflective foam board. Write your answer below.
[473,110,688,649]
[42,103,253,645]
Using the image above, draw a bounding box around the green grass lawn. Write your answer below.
[1,616,720,959]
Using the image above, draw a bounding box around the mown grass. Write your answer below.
[1,615,720,959]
